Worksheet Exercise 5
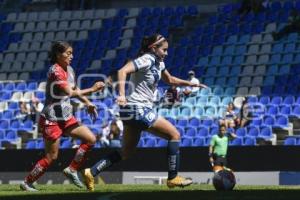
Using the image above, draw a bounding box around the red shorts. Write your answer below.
[39,116,79,141]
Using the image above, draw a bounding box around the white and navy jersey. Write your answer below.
[127,53,166,108]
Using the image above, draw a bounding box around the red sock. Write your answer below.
[69,143,92,171]
[25,158,50,184]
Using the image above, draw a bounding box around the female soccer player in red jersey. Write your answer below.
[20,41,104,191]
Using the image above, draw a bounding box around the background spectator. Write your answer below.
[219,102,240,129]
[163,85,181,108]
[182,70,200,97]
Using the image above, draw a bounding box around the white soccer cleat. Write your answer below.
[63,167,84,188]
[20,181,38,192]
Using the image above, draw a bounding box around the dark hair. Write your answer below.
[137,34,167,57]
[219,124,227,129]
[49,41,72,64]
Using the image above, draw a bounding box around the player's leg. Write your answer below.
[147,116,193,188]
[82,125,141,191]
[20,138,60,191]
[63,123,96,188]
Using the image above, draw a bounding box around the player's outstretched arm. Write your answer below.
[78,81,105,96]
[161,69,208,88]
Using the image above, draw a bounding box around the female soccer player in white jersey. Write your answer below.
[20,41,105,191]
[81,34,208,191]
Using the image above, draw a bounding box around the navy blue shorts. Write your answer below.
[119,105,158,130]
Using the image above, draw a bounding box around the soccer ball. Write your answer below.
[212,169,236,191]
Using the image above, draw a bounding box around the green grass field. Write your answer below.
[1,184,300,200]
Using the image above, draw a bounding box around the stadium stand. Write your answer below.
[0,0,300,148]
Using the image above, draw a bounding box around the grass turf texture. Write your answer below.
[0,184,300,200]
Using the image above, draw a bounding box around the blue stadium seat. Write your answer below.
[158,108,169,118]
[271,96,283,105]
[284,137,297,145]
[283,96,295,105]
[26,140,37,149]
[186,5,198,16]
[156,139,167,147]
[218,67,230,76]
[291,106,300,118]
[258,126,273,140]
[263,76,275,86]
[224,87,235,96]
[285,43,296,53]
[250,118,263,126]
[167,107,179,118]
[35,91,45,101]
[226,35,238,44]
[247,96,258,103]
[192,138,205,147]
[207,96,220,107]
[229,138,243,146]
[221,96,233,106]
[183,97,197,107]
[8,102,19,110]
[275,116,289,128]
[259,96,270,105]
[3,110,13,119]
[194,106,204,118]
[61,140,72,148]
[243,137,256,146]
[287,33,298,42]
[267,105,278,116]
[166,117,176,125]
[266,65,278,75]
[210,127,219,136]
[204,106,217,117]
[144,138,156,147]
[283,1,294,10]
[206,67,217,76]
[229,66,241,76]
[236,127,247,137]
[280,105,292,116]
[272,43,284,53]
[238,34,250,44]
[177,119,188,127]
[4,83,15,91]
[296,0,300,11]
[212,87,224,96]
[189,117,200,127]
[271,1,282,11]
[203,77,214,86]
[5,130,17,140]
[185,127,196,137]
[10,120,20,130]
[181,137,193,147]
[212,46,223,56]
[227,77,238,86]
[247,126,259,137]
[264,115,275,126]
[15,82,27,91]
[196,127,209,138]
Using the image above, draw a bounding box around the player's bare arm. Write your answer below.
[116,61,135,106]
[161,69,208,88]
